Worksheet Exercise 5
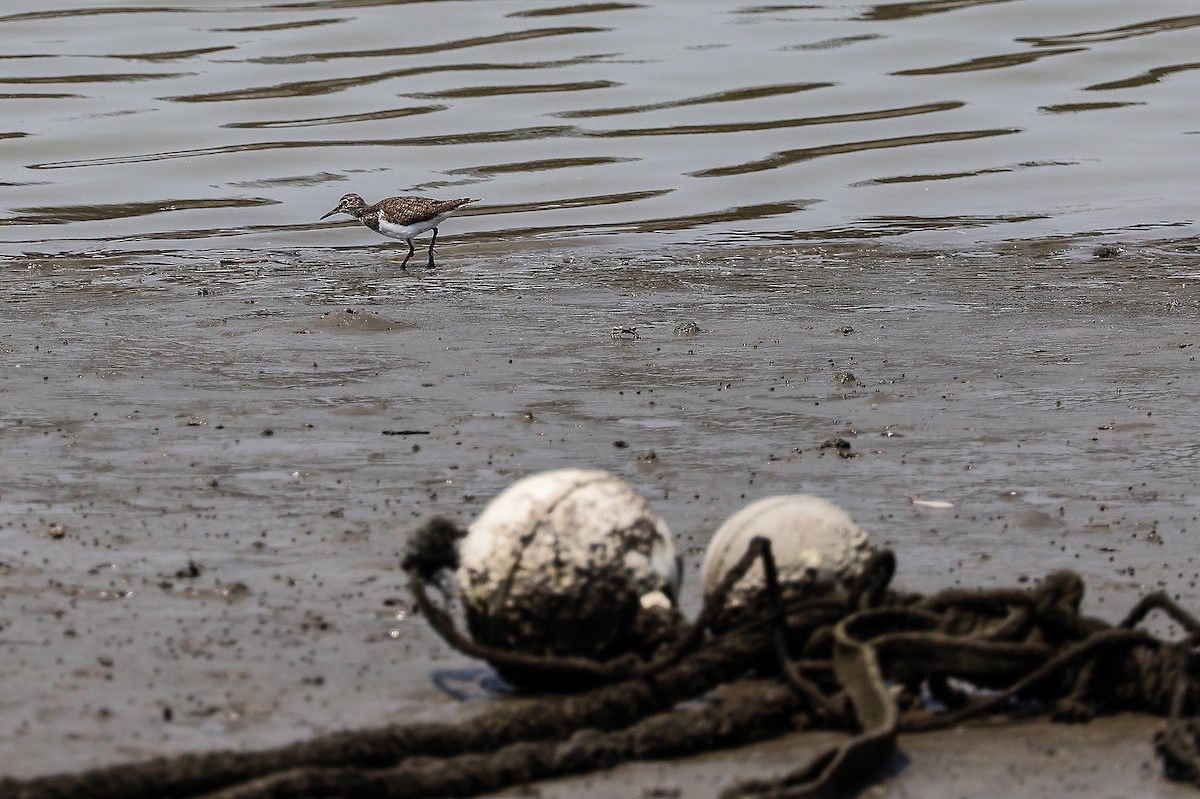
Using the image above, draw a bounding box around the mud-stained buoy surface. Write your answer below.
[701,494,873,610]
[456,469,680,677]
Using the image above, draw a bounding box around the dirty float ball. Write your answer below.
[701,495,873,620]
[456,469,681,682]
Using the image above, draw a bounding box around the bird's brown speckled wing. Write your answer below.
[374,196,474,226]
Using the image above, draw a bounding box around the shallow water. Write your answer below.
[1,0,1198,257]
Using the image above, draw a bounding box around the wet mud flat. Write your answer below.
[2,238,1200,795]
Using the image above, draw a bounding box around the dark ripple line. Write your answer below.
[509,3,641,18]
[500,200,811,239]
[690,128,1021,177]
[584,101,962,138]
[222,104,447,129]
[231,171,346,188]
[781,34,883,52]
[109,46,236,62]
[0,6,198,23]
[858,0,1016,22]
[3,197,275,225]
[476,189,669,217]
[0,71,190,85]
[553,81,831,118]
[1039,101,1142,114]
[248,26,607,64]
[1020,14,1200,46]
[163,54,614,102]
[447,156,636,177]
[1085,61,1200,91]
[817,212,1049,238]
[27,127,577,170]
[212,17,348,33]
[1,92,79,98]
[850,159,1076,186]
[893,47,1085,76]
[409,79,617,99]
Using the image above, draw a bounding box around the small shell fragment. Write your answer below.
[902,493,955,509]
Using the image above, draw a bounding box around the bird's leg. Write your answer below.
[427,227,439,268]
[400,239,415,269]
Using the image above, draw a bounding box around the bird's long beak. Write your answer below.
[319,206,342,220]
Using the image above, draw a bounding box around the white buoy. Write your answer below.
[456,469,680,668]
[701,495,872,611]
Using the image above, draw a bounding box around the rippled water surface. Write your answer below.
[1,0,1197,258]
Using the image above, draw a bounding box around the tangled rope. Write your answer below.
[4,518,1200,799]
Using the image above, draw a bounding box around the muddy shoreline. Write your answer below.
[2,239,1200,795]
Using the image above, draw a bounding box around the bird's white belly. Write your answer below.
[376,212,449,240]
